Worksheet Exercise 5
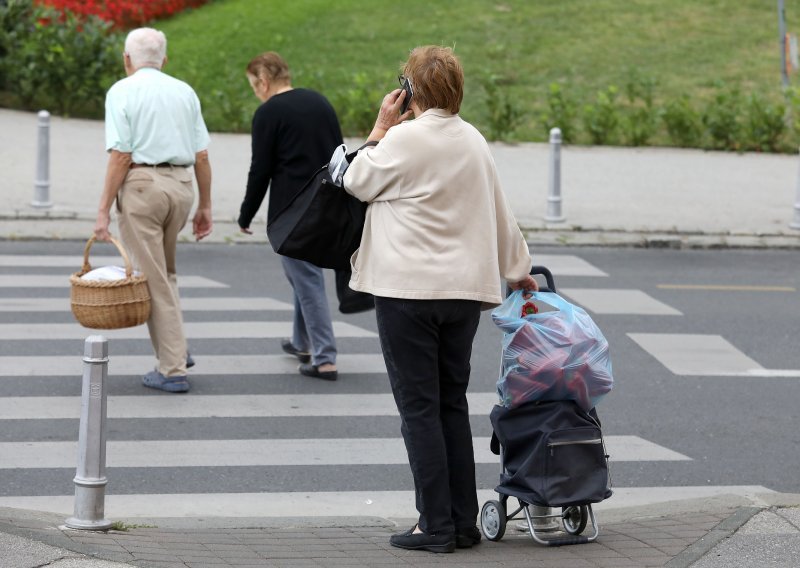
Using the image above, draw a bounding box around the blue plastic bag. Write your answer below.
[491,290,613,411]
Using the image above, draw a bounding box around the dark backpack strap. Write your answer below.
[346,140,379,162]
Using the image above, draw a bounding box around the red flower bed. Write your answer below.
[36,0,209,29]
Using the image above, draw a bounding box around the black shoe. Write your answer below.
[281,339,311,363]
[455,526,481,548]
[298,363,338,381]
[389,526,455,553]
[186,352,195,369]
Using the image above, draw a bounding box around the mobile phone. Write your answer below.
[399,77,413,114]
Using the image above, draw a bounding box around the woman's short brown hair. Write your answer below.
[246,52,291,84]
[401,46,463,114]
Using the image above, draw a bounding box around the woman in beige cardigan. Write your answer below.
[344,46,538,553]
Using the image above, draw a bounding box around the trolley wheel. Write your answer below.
[561,505,588,535]
[480,500,507,541]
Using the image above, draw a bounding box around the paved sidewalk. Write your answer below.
[2,108,800,248]
[2,495,800,568]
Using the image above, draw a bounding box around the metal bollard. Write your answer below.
[32,110,53,209]
[544,127,565,223]
[65,336,113,530]
[791,147,800,230]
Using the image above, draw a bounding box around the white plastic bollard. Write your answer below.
[790,147,800,230]
[544,127,565,223]
[65,336,113,530]
[32,110,53,209]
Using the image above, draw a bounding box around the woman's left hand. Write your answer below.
[508,274,540,292]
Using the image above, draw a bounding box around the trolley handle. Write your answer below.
[530,265,556,293]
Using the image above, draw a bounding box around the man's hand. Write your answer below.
[192,207,213,241]
[93,210,112,241]
[508,274,539,292]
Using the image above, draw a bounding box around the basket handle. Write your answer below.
[82,235,134,279]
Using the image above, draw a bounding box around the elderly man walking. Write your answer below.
[93,27,213,393]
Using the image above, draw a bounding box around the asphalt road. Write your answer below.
[0,241,798,508]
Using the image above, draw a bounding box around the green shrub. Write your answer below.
[583,85,620,145]
[661,95,703,147]
[0,0,122,116]
[540,82,579,143]
[331,72,386,137]
[620,74,658,146]
[480,74,523,141]
[702,84,742,151]
[742,92,786,152]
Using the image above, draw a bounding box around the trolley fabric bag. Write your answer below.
[490,400,612,507]
[267,142,377,270]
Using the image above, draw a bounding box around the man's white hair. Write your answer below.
[125,28,167,69]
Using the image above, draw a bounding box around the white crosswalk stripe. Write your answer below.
[0,274,228,288]
[0,297,293,312]
[0,436,690,469]
[628,333,800,377]
[0,320,375,340]
[0,354,385,378]
[560,288,682,315]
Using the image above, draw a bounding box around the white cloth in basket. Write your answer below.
[80,265,142,282]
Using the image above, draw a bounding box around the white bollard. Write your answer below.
[544,127,565,223]
[65,336,113,530]
[790,147,800,229]
[31,110,53,209]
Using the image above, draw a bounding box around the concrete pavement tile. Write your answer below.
[130,552,184,562]
[592,558,643,567]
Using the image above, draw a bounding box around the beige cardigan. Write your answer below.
[343,109,532,306]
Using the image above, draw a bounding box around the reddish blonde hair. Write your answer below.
[246,52,291,84]
[402,46,463,113]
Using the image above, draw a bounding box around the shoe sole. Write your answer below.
[142,378,190,393]
[390,542,455,553]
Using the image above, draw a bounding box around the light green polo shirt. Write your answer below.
[105,67,210,166]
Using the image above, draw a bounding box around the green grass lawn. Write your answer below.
[151,0,800,144]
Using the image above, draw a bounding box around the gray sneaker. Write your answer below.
[142,370,190,393]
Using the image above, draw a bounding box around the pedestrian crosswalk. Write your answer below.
[0,249,779,521]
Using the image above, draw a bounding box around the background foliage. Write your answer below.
[4,0,800,151]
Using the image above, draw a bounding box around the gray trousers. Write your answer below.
[280,256,337,366]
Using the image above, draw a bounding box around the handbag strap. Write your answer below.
[345,140,379,162]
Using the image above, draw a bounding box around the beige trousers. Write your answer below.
[117,166,195,377]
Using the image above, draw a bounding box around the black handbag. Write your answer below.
[335,267,374,314]
[267,142,377,270]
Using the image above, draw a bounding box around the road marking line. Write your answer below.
[0,296,293,312]
[0,486,772,519]
[0,393,499,419]
[0,320,374,340]
[0,353,385,377]
[535,254,608,277]
[0,255,122,267]
[0,275,227,288]
[657,284,796,292]
[560,288,682,315]
[628,333,767,376]
[0,436,688,468]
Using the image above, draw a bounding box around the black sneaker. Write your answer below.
[389,526,455,553]
[281,339,311,363]
[456,526,481,548]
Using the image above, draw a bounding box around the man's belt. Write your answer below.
[130,162,188,169]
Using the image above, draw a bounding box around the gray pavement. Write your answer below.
[3,107,800,566]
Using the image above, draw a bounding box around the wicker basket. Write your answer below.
[70,236,151,329]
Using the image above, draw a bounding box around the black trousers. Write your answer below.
[374,296,482,534]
